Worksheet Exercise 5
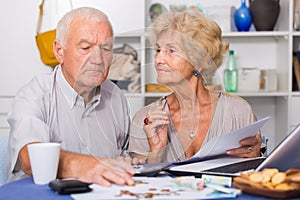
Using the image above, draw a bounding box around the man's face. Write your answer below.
[60,18,113,90]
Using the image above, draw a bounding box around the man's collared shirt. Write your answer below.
[7,66,130,182]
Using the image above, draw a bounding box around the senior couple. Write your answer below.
[6,7,262,186]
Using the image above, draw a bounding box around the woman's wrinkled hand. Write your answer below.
[143,104,169,152]
[116,156,146,165]
[226,132,262,158]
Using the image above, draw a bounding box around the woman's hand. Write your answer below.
[143,104,169,162]
[226,133,262,158]
[116,156,146,165]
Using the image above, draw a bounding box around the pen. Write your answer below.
[156,97,168,132]
[162,96,168,110]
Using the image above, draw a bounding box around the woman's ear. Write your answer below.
[53,40,64,64]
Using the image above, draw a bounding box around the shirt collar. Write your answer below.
[56,66,79,108]
[85,87,102,109]
[56,66,102,109]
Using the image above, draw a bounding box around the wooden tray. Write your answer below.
[233,180,300,199]
[145,84,172,93]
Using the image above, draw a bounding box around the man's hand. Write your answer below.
[58,151,135,187]
[226,133,262,158]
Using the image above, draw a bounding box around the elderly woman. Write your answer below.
[128,11,262,163]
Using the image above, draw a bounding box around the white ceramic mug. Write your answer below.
[28,143,61,185]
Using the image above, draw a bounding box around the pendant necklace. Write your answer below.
[189,131,196,139]
[189,122,198,139]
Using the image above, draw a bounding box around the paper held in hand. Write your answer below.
[187,116,271,162]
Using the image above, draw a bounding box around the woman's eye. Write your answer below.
[155,48,177,55]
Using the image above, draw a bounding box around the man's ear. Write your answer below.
[53,40,64,64]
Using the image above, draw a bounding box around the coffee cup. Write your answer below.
[28,143,61,185]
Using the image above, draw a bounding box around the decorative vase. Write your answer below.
[234,0,252,32]
[249,0,280,31]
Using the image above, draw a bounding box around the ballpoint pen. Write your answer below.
[156,96,168,132]
[161,96,168,110]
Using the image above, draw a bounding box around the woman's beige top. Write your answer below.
[128,92,255,162]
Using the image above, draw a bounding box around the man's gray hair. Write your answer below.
[56,7,113,48]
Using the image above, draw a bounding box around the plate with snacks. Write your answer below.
[233,168,300,199]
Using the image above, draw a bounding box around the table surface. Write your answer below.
[0,176,299,200]
[0,177,72,200]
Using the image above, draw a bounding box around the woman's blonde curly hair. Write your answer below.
[148,11,229,78]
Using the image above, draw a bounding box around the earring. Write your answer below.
[193,70,200,77]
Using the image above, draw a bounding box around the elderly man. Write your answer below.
[7,7,134,186]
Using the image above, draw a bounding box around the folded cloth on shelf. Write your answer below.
[108,44,140,92]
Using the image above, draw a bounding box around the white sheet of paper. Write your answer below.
[190,116,270,160]
[71,176,237,200]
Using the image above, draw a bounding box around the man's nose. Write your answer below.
[89,46,103,64]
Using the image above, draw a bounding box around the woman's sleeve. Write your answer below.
[128,107,150,157]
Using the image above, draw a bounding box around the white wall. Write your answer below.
[0,0,53,134]
[0,0,52,97]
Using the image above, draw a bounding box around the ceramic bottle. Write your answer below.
[249,0,280,31]
[234,0,252,31]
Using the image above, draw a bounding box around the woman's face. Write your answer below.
[154,31,195,86]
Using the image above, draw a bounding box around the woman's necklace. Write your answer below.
[183,115,199,140]
[168,95,199,140]
[189,131,196,139]
[189,122,198,139]
[188,107,202,140]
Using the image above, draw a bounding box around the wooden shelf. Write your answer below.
[223,31,289,38]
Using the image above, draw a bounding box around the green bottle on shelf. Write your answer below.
[224,50,238,92]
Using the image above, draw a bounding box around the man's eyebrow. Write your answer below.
[77,38,94,46]
[100,42,112,47]
[77,39,112,47]
[100,39,113,45]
